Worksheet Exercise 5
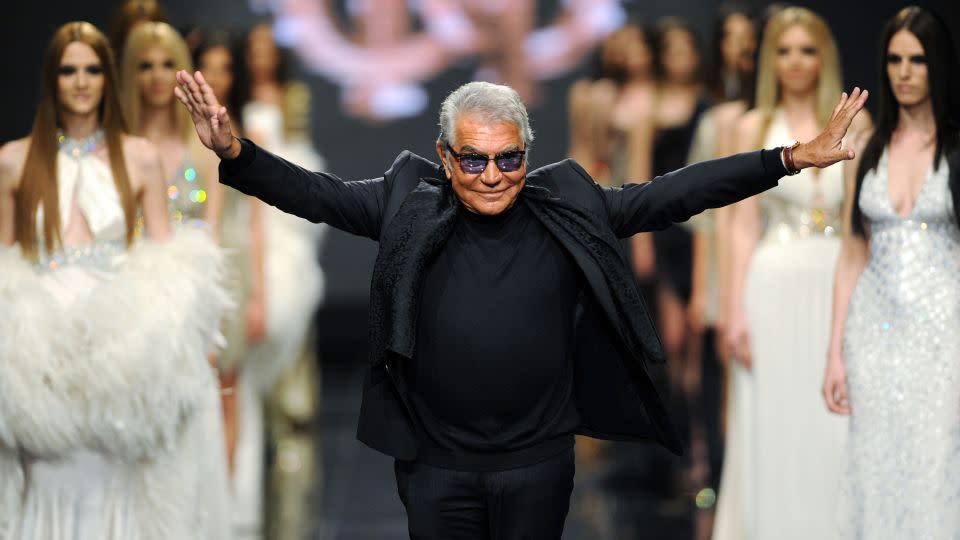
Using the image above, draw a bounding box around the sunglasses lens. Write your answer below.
[496,152,524,172]
[460,156,488,174]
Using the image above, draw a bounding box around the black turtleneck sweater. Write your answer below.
[406,198,582,471]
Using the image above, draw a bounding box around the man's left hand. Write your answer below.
[792,87,869,170]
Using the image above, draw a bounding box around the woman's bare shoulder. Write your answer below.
[713,101,748,127]
[121,134,160,163]
[736,108,764,132]
[0,137,31,190]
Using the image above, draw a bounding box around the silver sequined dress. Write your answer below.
[841,149,960,539]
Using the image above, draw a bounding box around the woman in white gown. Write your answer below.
[221,24,327,535]
[715,8,871,539]
[119,21,233,538]
[823,7,960,538]
[0,22,229,540]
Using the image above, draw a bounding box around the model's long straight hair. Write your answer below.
[120,22,195,143]
[107,0,168,56]
[850,6,960,236]
[15,21,135,260]
[752,7,843,146]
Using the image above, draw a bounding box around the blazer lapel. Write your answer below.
[522,184,665,365]
[369,178,458,365]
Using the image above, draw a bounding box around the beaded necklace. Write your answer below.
[57,128,105,158]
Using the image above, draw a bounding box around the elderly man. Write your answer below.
[176,72,866,539]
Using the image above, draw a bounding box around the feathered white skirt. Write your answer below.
[0,229,232,540]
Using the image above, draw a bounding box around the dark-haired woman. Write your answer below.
[823,6,960,538]
[647,17,708,426]
[567,22,658,188]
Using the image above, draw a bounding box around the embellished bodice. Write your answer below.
[856,149,959,311]
[36,131,126,270]
[165,157,207,228]
[758,109,843,244]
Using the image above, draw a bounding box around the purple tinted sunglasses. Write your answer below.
[445,142,526,174]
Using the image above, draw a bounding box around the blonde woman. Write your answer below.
[715,8,871,539]
[120,22,234,536]
[121,22,222,231]
[122,22,269,481]
[0,22,228,538]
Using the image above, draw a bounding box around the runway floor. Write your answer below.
[297,354,700,540]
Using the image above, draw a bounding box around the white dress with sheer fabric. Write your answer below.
[0,142,231,540]
[713,109,849,540]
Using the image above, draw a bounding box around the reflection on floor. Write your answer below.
[291,357,702,540]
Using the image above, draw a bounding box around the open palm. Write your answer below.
[174,70,236,157]
[797,87,870,169]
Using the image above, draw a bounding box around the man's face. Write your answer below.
[436,113,527,216]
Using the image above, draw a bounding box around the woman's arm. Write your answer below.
[198,144,225,242]
[567,79,596,166]
[0,139,27,246]
[688,229,709,333]
[245,199,267,344]
[626,111,656,278]
[822,132,871,415]
[0,183,12,246]
[723,111,764,369]
[134,138,172,241]
[710,102,747,354]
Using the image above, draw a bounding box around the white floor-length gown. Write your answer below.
[713,109,848,540]
[0,143,231,539]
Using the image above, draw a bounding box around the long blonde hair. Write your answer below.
[15,21,135,260]
[120,22,194,143]
[753,7,842,145]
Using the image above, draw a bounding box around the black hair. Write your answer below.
[191,28,246,130]
[705,3,757,103]
[595,18,655,85]
[235,21,292,114]
[851,6,960,236]
[652,17,702,83]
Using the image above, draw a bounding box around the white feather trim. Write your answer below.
[0,229,231,461]
[0,450,24,539]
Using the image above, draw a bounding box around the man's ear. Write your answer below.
[435,141,452,179]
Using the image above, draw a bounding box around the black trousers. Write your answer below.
[394,447,575,540]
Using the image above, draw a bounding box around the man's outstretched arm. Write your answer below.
[175,70,384,240]
[606,88,869,238]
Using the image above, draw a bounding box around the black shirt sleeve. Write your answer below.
[217,138,386,240]
[604,148,786,237]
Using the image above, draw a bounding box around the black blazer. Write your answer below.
[220,140,787,460]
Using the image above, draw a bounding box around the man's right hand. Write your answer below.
[174,70,240,160]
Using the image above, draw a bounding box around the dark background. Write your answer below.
[4,0,959,345]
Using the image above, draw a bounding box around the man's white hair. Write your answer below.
[438,81,534,150]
